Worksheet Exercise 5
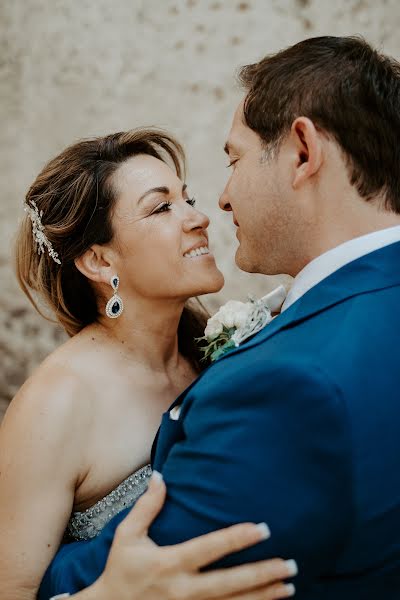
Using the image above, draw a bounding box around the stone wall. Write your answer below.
[1,0,399,416]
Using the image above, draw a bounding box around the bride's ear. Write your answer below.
[74,245,113,285]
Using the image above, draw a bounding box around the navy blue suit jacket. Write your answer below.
[40,243,400,599]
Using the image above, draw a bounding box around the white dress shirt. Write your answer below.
[281,225,400,312]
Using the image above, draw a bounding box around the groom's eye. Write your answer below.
[186,197,196,207]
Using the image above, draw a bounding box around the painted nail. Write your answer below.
[255,522,271,540]
[151,470,163,484]
[284,559,298,577]
[283,583,296,596]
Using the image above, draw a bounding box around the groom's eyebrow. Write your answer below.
[138,183,187,204]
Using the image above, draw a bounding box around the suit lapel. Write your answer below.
[150,365,214,466]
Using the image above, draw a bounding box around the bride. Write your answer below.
[0,128,296,600]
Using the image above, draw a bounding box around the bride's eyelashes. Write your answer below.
[152,201,172,214]
[151,197,196,215]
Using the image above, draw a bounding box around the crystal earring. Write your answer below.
[105,275,124,319]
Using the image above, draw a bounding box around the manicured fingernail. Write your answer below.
[283,583,296,596]
[255,522,271,540]
[151,470,163,484]
[284,559,298,577]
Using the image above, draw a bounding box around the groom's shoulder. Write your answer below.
[190,350,341,416]
[179,353,348,450]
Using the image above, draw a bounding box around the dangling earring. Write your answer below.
[105,275,124,319]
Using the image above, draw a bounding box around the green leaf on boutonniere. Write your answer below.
[196,327,236,363]
[210,339,236,361]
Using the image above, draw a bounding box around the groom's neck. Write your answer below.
[291,191,400,278]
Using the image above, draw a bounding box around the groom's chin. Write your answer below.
[235,247,257,273]
[235,246,276,275]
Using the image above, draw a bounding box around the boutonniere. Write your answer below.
[198,285,287,362]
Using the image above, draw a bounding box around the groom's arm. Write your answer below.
[41,356,351,596]
[149,357,352,585]
[42,474,291,600]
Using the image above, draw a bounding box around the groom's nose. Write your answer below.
[219,189,232,212]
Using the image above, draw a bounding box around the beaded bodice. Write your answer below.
[66,464,152,541]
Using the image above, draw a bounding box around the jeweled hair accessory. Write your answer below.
[24,199,61,265]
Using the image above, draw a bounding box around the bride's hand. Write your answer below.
[87,472,297,600]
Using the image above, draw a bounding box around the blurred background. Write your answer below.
[1,0,399,418]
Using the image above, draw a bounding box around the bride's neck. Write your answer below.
[94,296,186,372]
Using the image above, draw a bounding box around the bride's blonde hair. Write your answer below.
[15,128,209,368]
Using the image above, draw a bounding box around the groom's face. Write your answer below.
[219,101,296,276]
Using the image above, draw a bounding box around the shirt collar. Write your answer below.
[281,225,400,312]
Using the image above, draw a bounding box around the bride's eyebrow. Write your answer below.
[137,183,187,205]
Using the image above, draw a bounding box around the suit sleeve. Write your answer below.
[149,357,353,586]
[38,513,126,597]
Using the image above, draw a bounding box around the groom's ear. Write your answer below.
[290,117,323,189]
[74,244,113,285]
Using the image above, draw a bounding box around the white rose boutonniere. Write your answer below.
[198,285,287,362]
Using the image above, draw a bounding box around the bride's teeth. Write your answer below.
[184,246,210,258]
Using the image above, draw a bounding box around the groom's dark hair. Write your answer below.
[239,36,400,212]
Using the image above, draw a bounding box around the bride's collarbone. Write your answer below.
[59,330,199,390]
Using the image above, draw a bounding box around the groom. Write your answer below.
[41,36,400,599]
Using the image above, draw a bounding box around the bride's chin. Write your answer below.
[195,272,225,296]
[213,273,225,292]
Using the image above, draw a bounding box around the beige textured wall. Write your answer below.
[1,0,400,414]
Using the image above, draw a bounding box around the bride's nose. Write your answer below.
[182,205,210,232]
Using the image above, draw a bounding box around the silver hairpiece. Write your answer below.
[24,199,61,265]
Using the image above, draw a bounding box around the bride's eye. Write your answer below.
[186,197,196,207]
[152,201,172,214]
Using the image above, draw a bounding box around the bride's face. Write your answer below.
[108,154,224,301]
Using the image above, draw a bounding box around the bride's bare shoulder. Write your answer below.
[3,332,98,436]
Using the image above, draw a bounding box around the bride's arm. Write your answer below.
[0,369,90,600]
